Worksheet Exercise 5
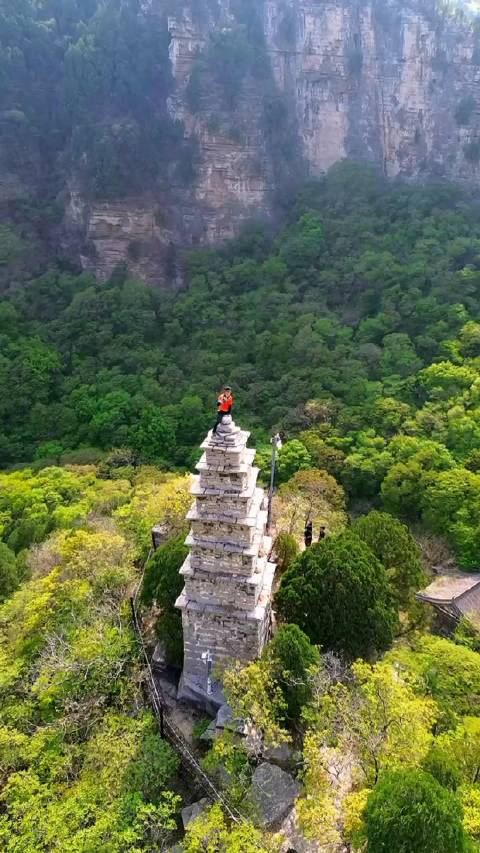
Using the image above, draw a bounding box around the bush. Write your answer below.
[265,624,320,722]
[98,447,138,479]
[422,745,462,791]
[364,769,468,853]
[274,532,299,574]
[141,535,188,608]
[206,26,253,106]
[0,542,21,602]
[60,447,105,466]
[351,510,424,609]
[276,532,398,659]
[155,610,183,668]
[277,440,311,483]
[454,616,480,653]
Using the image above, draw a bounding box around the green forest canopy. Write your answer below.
[2,161,480,566]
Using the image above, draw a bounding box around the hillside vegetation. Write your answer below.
[0,465,193,851]
[2,161,480,850]
[2,163,480,565]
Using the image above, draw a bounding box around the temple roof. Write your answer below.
[416,572,480,625]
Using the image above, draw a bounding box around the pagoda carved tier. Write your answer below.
[175,414,276,710]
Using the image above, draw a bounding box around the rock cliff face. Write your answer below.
[62,0,480,283]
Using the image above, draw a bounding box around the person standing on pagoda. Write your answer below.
[212,385,234,434]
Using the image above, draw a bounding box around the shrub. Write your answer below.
[155,610,183,668]
[274,532,299,574]
[422,745,462,791]
[351,510,424,608]
[364,769,468,853]
[265,624,320,722]
[141,535,188,608]
[0,542,21,602]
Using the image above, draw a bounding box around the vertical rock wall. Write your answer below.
[62,0,480,283]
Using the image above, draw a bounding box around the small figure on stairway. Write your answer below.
[212,385,234,434]
[318,525,326,542]
[304,519,313,548]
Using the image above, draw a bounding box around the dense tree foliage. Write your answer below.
[319,660,437,786]
[2,162,480,567]
[2,134,480,846]
[364,769,468,853]
[0,0,194,203]
[0,464,191,850]
[264,624,320,723]
[0,542,21,602]
[181,803,280,852]
[351,510,425,609]
[390,634,480,723]
[276,532,398,658]
[141,535,188,667]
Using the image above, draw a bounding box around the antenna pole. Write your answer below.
[267,433,281,533]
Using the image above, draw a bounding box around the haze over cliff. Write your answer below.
[3,0,480,284]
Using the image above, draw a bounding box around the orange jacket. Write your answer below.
[217,393,233,413]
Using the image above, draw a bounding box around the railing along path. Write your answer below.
[130,549,243,824]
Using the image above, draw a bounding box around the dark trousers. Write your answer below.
[213,408,231,433]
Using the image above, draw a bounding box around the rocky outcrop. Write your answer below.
[250,762,302,828]
[73,0,480,284]
[181,798,210,829]
[6,0,480,285]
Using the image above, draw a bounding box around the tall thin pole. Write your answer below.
[267,433,281,533]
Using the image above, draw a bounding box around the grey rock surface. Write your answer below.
[63,0,480,284]
[215,703,234,729]
[251,762,301,828]
[263,741,298,771]
[200,719,217,742]
[181,797,210,829]
[10,1,480,287]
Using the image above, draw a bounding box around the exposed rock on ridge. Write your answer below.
[24,1,480,282]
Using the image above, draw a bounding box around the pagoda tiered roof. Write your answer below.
[176,413,275,710]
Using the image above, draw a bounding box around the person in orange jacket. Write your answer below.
[213,385,234,434]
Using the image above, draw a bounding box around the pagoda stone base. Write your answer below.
[177,671,225,714]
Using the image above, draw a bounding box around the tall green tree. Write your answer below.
[364,769,469,853]
[0,542,20,602]
[276,532,398,658]
[351,511,425,608]
[265,624,320,722]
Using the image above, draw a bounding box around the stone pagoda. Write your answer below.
[175,414,275,709]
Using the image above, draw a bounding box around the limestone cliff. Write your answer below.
[19,0,480,283]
